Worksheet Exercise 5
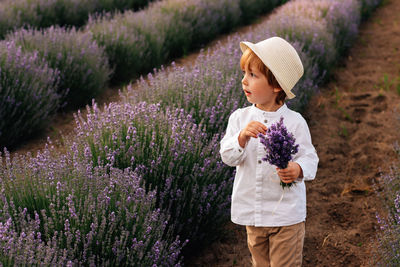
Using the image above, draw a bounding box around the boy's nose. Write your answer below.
[242,76,248,85]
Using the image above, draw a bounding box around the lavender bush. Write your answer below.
[255,0,361,106]
[0,41,60,149]
[323,0,361,56]
[86,0,287,83]
[261,0,378,107]
[0,0,156,39]
[271,0,361,61]
[123,35,318,137]
[239,0,288,23]
[87,8,172,83]
[124,0,368,133]
[259,117,299,188]
[97,0,156,12]
[72,101,233,251]
[159,0,242,57]
[8,27,112,108]
[86,0,241,83]
[266,6,336,76]
[374,143,400,266]
[122,42,245,137]
[0,3,14,40]
[0,145,183,265]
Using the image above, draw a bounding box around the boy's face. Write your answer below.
[241,62,281,109]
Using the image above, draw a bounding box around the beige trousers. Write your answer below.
[246,222,305,267]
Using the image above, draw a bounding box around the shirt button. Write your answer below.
[258,160,262,164]
[238,149,242,152]
[264,119,268,123]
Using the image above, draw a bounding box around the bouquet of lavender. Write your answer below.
[259,116,299,189]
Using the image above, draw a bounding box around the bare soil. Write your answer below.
[9,0,400,266]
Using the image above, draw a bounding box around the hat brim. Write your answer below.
[240,41,296,99]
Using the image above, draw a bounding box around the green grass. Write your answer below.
[333,87,353,121]
[382,73,394,91]
[339,124,348,138]
[338,106,353,122]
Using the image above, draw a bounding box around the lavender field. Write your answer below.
[0,0,157,39]
[1,0,399,266]
[1,0,287,149]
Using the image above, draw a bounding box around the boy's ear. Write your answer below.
[273,87,283,93]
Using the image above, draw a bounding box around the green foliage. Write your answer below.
[338,124,348,138]
[0,0,156,39]
[87,0,286,84]
[9,27,112,108]
[73,102,233,251]
[0,41,60,149]
[0,147,182,265]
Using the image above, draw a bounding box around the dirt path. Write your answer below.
[302,0,400,265]
[8,1,400,266]
[187,1,400,266]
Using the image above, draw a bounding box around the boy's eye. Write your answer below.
[250,72,256,77]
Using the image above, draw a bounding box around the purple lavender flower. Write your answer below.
[8,27,111,108]
[0,0,157,39]
[0,40,60,149]
[374,162,400,266]
[259,117,299,188]
[0,144,184,265]
[73,101,233,251]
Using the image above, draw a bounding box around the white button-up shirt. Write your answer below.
[220,104,319,227]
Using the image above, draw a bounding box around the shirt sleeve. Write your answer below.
[219,110,246,167]
[293,118,319,181]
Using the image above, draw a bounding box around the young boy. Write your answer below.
[219,37,319,267]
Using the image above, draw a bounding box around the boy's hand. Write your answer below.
[277,162,303,184]
[238,121,267,148]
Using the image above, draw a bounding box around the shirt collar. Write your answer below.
[250,103,288,118]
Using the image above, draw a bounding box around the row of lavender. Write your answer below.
[85,0,288,83]
[0,143,185,266]
[0,0,288,264]
[374,142,400,266]
[0,0,287,149]
[124,0,374,137]
[118,0,379,256]
[76,0,382,256]
[0,31,111,149]
[0,0,382,265]
[0,0,155,39]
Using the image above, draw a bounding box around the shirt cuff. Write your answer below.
[233,131,245,154]
[294,160,313,181]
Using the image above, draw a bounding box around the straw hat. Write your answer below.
[240,37,304,99]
